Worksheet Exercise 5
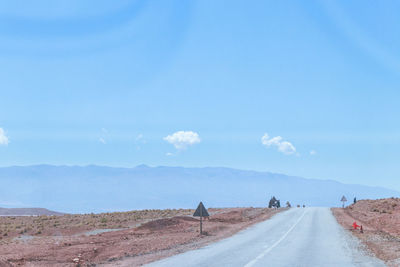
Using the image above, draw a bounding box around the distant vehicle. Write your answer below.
[268,196,280,208]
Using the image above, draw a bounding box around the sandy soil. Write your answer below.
[0,209,192,240]
[332,198,400,267]
[0,207,283,266]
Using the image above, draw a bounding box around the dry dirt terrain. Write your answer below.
[0,207,283,266]
[332,198,400,266]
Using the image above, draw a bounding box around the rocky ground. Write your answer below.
[332,198,400,267]
[0,207,283,266]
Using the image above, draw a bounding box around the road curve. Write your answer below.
[145,207,385,267]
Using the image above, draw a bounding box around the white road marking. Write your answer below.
[244,210,308,267]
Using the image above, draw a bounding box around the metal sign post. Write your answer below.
[200,212,203,234]
[193,202,209,235]
[341,196,347,208]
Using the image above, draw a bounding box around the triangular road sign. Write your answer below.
[193,202,209,217]
[341,196,347,202]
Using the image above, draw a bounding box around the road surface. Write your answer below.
[146,207,385,267]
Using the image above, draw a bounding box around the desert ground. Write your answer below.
[0,207,283,266]
[332,198,400,266]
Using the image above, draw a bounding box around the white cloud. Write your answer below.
[135,134,147,150]
[0,128,9,145]
[278,141,296,154]
[310,150,317,155]
[166,152,174,156]
[98,128,109,144]
[261,134,282,146]
[136,134,143,141]
[164,131,201,150]
[261,133,296,155]
[135,134,147,144]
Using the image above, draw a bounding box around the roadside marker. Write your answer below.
[341,196,347,208]
[352,221,364,233]
[193,202,209,235]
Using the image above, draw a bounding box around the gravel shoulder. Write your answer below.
[332,198,400,267]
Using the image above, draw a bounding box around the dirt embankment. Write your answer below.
[332,198,400,267]
[0,207,284,266]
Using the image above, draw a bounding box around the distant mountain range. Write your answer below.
[0,165,398,214]
[0,207,63,216]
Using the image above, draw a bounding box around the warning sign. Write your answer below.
[193,202,209,235]
[193,202,209,217]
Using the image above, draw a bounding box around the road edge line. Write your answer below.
[244,209,308,267]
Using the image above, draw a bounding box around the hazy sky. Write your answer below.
[0,1,400,190]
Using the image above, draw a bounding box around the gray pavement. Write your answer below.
[145,207,386,267]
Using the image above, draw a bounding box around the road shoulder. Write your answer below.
[332,207,400,266]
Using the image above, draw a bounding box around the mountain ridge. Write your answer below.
[0,207,63,216]
[0,165,397,214]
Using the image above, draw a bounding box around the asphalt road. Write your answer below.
[146,207,386,267]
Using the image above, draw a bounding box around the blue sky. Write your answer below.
[0,0,400,190]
